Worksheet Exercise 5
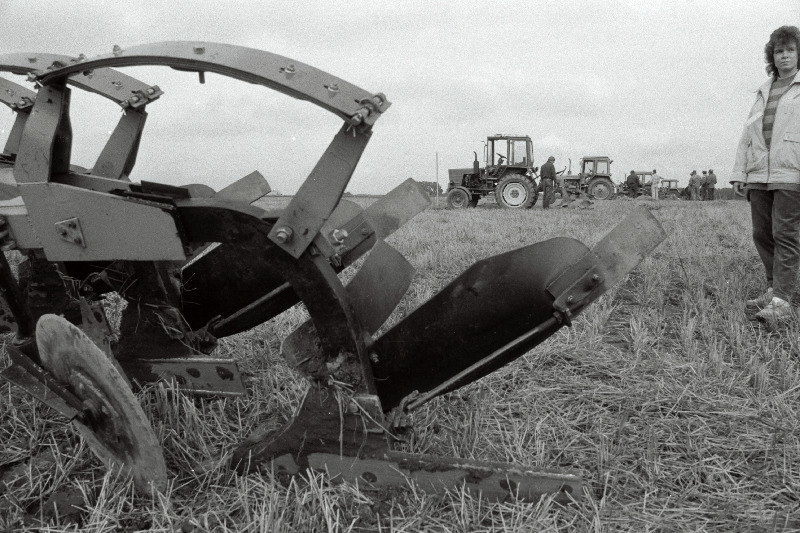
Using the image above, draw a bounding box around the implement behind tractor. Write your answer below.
[0,43,665,502]
[446,134,539,209]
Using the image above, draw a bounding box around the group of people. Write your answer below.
[625,169,663,199]
[686,169,717,201]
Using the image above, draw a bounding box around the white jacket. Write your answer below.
[732,71,800,185]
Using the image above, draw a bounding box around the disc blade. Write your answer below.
[36,314,167,494]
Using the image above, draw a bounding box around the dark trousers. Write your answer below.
[628,184,639,198]
[542,178,554,208]
[750,189,800,301]
[707,186,715,200]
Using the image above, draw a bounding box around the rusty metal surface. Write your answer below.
[0,53,162,108]
[119,357,244,396]
[311,451,580,504]
[33,42,390,127]
[36,314,167,494]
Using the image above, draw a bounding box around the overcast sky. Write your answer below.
[0,1,798,193]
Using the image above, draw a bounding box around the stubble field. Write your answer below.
[2,196,800,532]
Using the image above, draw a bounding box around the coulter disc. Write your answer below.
[36,314,167,494]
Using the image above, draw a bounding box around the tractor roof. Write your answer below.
[488,134,531,141]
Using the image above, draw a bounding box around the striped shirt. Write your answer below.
[763,76,794,149]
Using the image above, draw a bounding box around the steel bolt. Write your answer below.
[361,228,369,236]
[274,226,293,244]
[146,88,155,95]
[592,274,600,282]
[566,296,575,304]
[284,64,296,74]
[131,95,140,103]
[330,228,348,244]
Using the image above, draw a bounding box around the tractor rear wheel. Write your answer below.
[587,177,615,200]
[495,174,538,209]
[446,187,470,209]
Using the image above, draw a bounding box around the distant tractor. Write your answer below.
[557,156,616,200]
[659,179,681,199]
[446,134,538,209]
[617,170,653,198]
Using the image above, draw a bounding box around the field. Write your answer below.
[2,197,800,532]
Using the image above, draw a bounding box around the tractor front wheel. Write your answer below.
[495,174,538,209]
[446,187,471,209]
[587,177,616,200]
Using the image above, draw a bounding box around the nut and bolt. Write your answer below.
[566,296,575,304]
[591,274,600,282]
[274,226,293,244]
[330,228,348,244]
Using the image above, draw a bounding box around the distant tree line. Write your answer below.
[416,181,444,197]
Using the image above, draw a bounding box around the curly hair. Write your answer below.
[765,25,800,78]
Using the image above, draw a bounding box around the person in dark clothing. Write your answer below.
[540,156,556,209]
[626,171,640,198]
[706,169,717,200]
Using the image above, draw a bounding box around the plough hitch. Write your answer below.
[0,42,666,501]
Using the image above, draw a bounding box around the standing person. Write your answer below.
[540,156,556,209]
[688,171,700,200]
[626,171,640,198]
[732,25,800,321]
[700,170,710,200]
[706,169,717,200]
[650,169,662,200]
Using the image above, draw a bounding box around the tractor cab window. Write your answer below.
[595,160,609,175]
[582,161,594,174]
[489,138,530,166]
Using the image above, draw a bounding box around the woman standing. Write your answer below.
[732,25,800,321]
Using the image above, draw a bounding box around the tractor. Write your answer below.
[558,156,616,200]
[446,134,538,209]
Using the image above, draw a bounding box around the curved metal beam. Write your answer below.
[34,42,390,127]
[0,53,161,107]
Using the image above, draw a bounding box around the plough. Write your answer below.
[0,42,666,502]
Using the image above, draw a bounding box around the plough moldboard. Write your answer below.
[0,42,666,502]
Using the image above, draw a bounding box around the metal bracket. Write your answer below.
[121,85,163,109]
[55,217,86,247]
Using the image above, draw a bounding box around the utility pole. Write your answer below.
[435,151,439,208]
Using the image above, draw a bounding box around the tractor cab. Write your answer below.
[485,135,535,176]
[560,156,615,200]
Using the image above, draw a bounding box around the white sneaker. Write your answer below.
[756,297,792,322]
[746,287,773,308]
